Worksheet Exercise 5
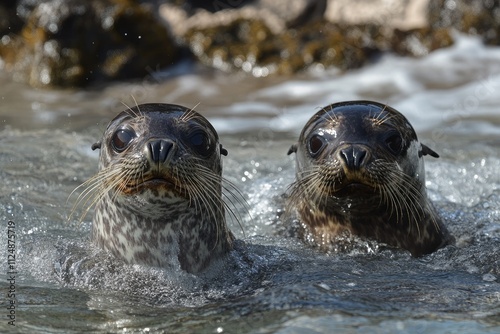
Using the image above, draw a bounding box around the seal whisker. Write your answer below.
[287,166,322,206]
[83,103,236,273]
[131,95,141,115]
[68,167,124,223]
[286,100,452,257]
[375,167,411,224]
[371,105,397,127]
[372,159,430,238]
[393,176,428,236]
[120,101,141,119]
[372,109,385,126]
[180,161,227,249]
[325,109,339,126]
[189,162,248,238]
[181,102,201,122]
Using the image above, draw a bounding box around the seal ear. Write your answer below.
[420,143,439,158]
[287,143,298,155]
[220,144,228,156]
[91,141,101,151]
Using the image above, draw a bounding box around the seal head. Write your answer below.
[83,103,233,273]
[287,100,453,256]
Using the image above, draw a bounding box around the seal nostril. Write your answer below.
[340,145,368,169]
[148,139,173,163]
[355,148,367,167]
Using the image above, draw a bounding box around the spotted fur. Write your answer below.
[76,103,234,273]
[287,100,453,256]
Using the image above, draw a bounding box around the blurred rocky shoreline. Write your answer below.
[0,0,498,88]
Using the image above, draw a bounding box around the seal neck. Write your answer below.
[91,192,233,273]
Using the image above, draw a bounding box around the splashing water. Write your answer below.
[0,35,499,333]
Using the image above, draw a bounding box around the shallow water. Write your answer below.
[0,35,499,333]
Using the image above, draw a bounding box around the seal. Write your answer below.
[286,100,453,257]
[75,103,234,273]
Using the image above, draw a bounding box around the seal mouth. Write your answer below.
[332,181,376,196]
[139,178,176,187]
[122,176,184,194]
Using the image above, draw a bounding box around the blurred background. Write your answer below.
[0,1,499,333]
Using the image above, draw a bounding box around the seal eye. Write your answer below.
[111,129,135,152]
[189,131,211,156]
[385,134,403,154]
[308,134,326,156]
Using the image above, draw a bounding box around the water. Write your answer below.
[1,35,499,333]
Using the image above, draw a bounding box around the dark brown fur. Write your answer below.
[287,100,453,256]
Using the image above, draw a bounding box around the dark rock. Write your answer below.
[183,16,453,76]
[172,0,255,13]
[0,0,179,88]
[428,0,500,45]
[392,27,454,57]
[2,0,471,85]
[161,0,454,77]
[183,19,376,76]
[0,2,23,37]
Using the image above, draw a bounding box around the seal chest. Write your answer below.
[82,103,233,273]
[287,100,453,256]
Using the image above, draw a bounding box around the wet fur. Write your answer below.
[71,103,241,273]
[287,100,453,256]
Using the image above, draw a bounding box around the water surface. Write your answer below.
[0,35,499,333]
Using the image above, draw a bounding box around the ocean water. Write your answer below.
[0,35,499,333]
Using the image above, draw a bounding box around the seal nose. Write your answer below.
[148,139,173,164]
[339,145,369,170]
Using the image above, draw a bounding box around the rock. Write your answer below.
[0,0,179,88]
[161,0,454,77]
[160,0,327,36]
[0,2,23,37]
[183,19,381,76]
[326,0,430,30]
[391,27,454,57]
[169,0,253,13]
[256,0,327,28]
[2,0,475,85]
[428,0,500,45]
[161,4,286,37]
[181,14,452,76]
[323,0,454,56]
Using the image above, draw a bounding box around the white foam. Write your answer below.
[211,35,500,136]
